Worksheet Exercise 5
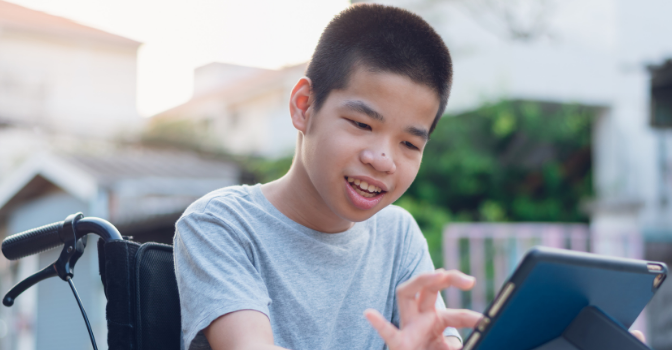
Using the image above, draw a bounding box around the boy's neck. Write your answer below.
[261,161,355,234]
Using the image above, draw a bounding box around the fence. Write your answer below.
[442,222,645,332]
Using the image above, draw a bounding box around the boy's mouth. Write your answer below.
[345,176,384,198]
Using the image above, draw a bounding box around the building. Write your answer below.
[149,62,306,158]
[0,3,249,349]
[0,0,143,181]
[0,150,240,350]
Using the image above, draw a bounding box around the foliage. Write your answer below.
[140,117,220,153]
[396,100,596,267]
[243,155,294,184]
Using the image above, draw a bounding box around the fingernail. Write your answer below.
[463,275,476,283]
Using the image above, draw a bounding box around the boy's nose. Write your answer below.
[360,149,396,174]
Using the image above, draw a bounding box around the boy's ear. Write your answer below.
[289,77,313,133]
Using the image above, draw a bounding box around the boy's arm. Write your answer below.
[174,210,274,350]
[204,310,287,350]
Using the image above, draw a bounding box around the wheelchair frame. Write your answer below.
[1,212,181,350]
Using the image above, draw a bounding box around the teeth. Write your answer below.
[354,186,375,198]
[347,177,383,194]
[364,183,381,193]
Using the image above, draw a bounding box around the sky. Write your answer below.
[7,0,350,117]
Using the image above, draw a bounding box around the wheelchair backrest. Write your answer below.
[98,239,181,350]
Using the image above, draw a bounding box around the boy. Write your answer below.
[174,4,482,350]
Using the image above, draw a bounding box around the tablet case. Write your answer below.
[462,247,668,350]
[531,306,650,350]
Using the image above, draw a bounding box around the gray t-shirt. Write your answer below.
[174,184,460,350]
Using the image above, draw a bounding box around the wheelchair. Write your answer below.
[1,212,180,350]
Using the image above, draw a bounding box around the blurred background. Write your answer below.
[0,0,670,349]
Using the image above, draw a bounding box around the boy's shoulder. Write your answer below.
[181,184,259,218]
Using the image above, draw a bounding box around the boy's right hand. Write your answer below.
[365,269,481,350]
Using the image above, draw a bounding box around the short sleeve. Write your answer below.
[174,210,272,350]
[391,212,462,342]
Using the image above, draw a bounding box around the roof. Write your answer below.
[0,1,140,47]
[193,62,272,97]
[153,62,307,119]
[0,150,241,219]
[66,151,239,184]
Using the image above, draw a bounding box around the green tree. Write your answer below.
[397,100,596,267]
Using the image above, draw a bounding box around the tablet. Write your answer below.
[462,246,668,350]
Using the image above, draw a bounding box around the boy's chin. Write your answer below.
[338,200,391,223]
[342,210,379,223]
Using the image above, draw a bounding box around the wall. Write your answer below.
[0,29,140,140]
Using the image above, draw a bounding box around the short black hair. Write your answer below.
[306,4,452,134]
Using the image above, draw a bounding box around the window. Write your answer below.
[651,59,672,128]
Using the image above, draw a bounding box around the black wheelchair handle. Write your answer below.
[2,221,63,260]
[2,215,123,261]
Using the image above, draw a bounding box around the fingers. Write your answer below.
[442,270,477,291]
[417,289,439,313]
[398,270,476,298]
[397,273,439,319]
[630,330,646,343]
[445,336,463,350]
[364,309,399,347]
[437,308,483,329]
[398,270,476,314]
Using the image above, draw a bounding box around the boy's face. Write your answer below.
[300,65,439,223]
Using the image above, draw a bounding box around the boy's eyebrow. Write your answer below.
[344,100,384,121]
[343,99,428,141]
[406,126,429,141]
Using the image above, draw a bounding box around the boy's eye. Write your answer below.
[402,141,419,150]
[350,120,372,131]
